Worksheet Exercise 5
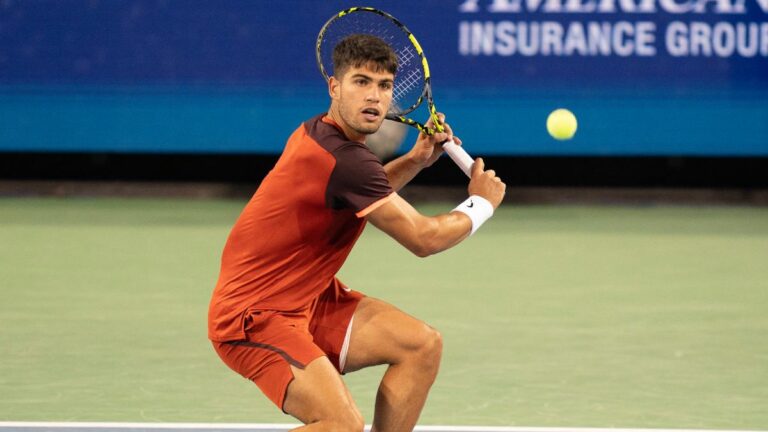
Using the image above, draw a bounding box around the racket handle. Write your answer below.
[442,140,473,178]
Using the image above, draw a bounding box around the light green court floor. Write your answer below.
[1,198,767,428]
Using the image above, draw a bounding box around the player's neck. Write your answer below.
[327,106,366,144]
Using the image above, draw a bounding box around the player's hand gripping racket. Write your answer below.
[316,7,475,177]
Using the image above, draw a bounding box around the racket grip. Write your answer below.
[442,140,473,178]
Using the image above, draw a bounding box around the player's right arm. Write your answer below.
[367,158,506,257]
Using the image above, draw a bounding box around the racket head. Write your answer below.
[316,7,430,118]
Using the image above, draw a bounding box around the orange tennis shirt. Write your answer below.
[208,114,394,342]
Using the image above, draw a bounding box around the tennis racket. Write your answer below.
[316,6,475,177]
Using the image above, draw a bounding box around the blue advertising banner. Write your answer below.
[1,0,766,155]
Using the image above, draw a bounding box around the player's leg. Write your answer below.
[343,297,443,432]
[213,308,364,432]
[282,356,364,432]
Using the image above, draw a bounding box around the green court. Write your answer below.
[1,197,766,428]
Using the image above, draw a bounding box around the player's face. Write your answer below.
[331,63,394,138]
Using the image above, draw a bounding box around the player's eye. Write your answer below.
[380,82,393,90]
[354,78,369,86]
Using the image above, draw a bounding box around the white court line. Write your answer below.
[0,423,765,432]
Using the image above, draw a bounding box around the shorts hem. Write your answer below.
[227,340,308,369]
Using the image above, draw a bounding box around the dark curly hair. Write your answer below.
[332,34,398,78]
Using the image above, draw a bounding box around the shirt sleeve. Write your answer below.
[326,143,394,216]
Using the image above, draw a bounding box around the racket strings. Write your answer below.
[320,15,398,75]
[395,47,415,69]
[392,68,422,111]
[318,9,426,116]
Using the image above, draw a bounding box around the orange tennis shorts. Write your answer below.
[212,281,363,410]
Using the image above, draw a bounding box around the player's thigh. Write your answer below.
[283,356,362,426]
[343,297,442,373]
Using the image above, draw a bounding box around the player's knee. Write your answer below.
[425,327,443,364]
[413,325,443,370]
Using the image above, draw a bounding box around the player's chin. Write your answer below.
[356,121,384,135]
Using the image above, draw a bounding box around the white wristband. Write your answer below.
[452,195,494,235]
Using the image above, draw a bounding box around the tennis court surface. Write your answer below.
[2,198,767,427]
[2,424,766,432]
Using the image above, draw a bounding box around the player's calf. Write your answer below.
[284,358,365,431]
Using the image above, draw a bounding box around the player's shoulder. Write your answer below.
[303,114,382,160]
[332,141,381,171]
[303,114,355,153]
[329,140,388,193]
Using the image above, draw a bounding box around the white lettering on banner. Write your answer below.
[666,21,689,55]
[565,0,598,12]
[460,21,491,54]
[763,21,768,53]
[459,0,481,11]
[563,22,588,54]
[595,0,658,13]
[458,0,768,58]
[713,22,736,55]
[496,21,516,54]
[665,21,768,56]
[542,22,564,54]
[657,0,695,14]
[690,22,712,55]
[459,0,765,13]
[613,21,635,55]
[460,20,768,56]
[588,22,613,54]
[458,20,658,55]
[487,0,522,12]
[636,21,658,54]
[736,22,759,55]
[692,0,745,12]
[482,0,567,12]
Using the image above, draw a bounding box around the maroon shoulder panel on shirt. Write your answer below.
[304,115,393,214]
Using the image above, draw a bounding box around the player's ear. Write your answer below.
[328,76,341,100]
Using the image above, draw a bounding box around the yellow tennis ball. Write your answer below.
[546,108,577,140]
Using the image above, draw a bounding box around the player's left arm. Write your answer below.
[382,113,462,191]
[366,192,471,257]
[367,158,505,257]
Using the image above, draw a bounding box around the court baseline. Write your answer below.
[0,423,765,432]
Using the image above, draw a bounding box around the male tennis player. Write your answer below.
[208,34,506,432]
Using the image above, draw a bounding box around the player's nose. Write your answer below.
[366,87,382,102]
